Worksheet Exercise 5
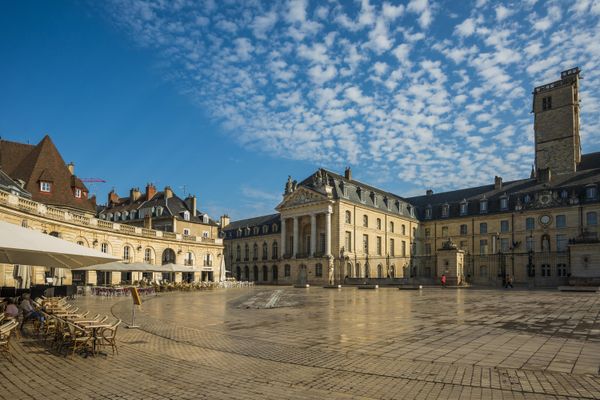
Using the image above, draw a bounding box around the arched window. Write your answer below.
[376,218,381,230]
[77,240,84,246]
[123,246,131,262]
[272,224,278,233]
[587,211,598,226]
[115,212,121,221]
[262,242,268,260]
[389,221,394,233]
[262,225,268,234]
[356,262,361,278]
[262,265,268,281]
[253,243,259,260]
[272,241,278,259]
[253,265,259,282]
[441,203,449,217]
[377,264,383,278]
[236,266,241,280]
[183,211,190,221]
[101,243,109,253]
[401,224,406,235]
[236,245,241,261]
[144,248,153,263]
[346,262,353,278]
[390,265,395,278]
[162,248,176,264]
[244,244,249,260]
[363,215,368,227]
[345,211,351,224]
[272,265,278,281]
[364,263,369,278]
[204,253,213,266]
[244,265,249,280]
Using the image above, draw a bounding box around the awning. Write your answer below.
[73,261,156,272]
[0,221,119,268]
[159,263,196,273]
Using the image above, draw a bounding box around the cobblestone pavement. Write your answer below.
[2,287,600,399]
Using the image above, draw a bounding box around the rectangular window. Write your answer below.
[376,236,382,255]
[500,238,509,253]
[183,228,190,236]
[480,201,487,213]
[556,215,566,228]
[556,234,568,252]
[460,224,467,235]
[363,234,369,254]
[587,212,598,226]
[500,220,509,233]
[376,218,381,230]
[319,233,326,252]
[500,198,508,210]
[74,188,82,198]
[460,203,468,215]
[541,264,551,277]
[425,228,430,238]
[401,240,406,257]
[480,223,487,234]
[285,265,291,277]
[557,263,568,277]
[315,264,323,277]
[40,181,51,192]
[479,239,488,255]
[526,236,534,252]
[345,231,352,252]
[526,217,535,230]
[542,96,552,110]
[424,243,431,255]
[441,226,448,237]
[390,239,395,256]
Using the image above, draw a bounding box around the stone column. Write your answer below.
[280,217,286,257]
[310,213,317,257]
[325,208,332,257]
[293,216,299,258]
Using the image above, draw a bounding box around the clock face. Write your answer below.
[540,215,551,225]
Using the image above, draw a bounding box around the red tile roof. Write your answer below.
[0,135,96,212]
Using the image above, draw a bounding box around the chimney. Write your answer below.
[494,176,503,190]
[426,189,433,196]
[145,183,156,200]
[164,186,173,199]
[108,189,119,205]
[537,168,552,184]
[67,162,75,175]
[185,195,197,216]
[220,214,230,229]
[144,214,152,230]
[344,167,352,180]
[130,187,142,202]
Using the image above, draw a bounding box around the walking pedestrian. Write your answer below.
[441,274,447,288]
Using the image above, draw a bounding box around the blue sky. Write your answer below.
[1,1,599,221]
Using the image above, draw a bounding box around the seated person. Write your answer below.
[19,293,44,330]
[3,298,19,319]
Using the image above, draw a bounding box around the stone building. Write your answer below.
[0,136,224,287]
[223,68,600,287]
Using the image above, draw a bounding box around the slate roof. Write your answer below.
[99,190,217,226]
[0,136,95,212]
[222,214,280,239]
[407,152,600,220]
[299,168,417,220]
[0,168,31,198]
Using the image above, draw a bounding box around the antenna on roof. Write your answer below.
[179,185,188,196]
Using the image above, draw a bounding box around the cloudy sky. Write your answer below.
[1,0,599,220]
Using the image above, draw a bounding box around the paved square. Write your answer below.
[2,287,600,399]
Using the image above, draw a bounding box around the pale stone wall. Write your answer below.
[570,243,600,278]
[0,190,224,287]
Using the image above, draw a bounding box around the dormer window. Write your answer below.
[156,206,163,216]
[40,181,52,193]
[396,201,401,212]
[441,203,449,218]
[372,192,378,207]
[357,187,364,202]
[341,181,348,197]
[480,198,488,214]
[122,211,129,221]
[524,195,531,204]
[499,194,508,211]
[183,211,190,221]
[130,211,136,220]
[384,196,390,210]
[202,215,209,224]
[237,229,242,238]
[115,212,121,221]
[272,223,278,233]
[74,188,82,198]
[459,200,468,216]
[586,185,598,200]
[560,190,568,199]
[253,227,259,235]
[107,213,113,220]
[425,205,432,219]
[262,225,268,234]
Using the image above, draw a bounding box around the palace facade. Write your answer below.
[223,68,600,287]
[0,136,224,287]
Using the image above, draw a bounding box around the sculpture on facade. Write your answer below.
[285,176,294,195]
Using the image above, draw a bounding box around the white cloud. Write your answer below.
[495,5,513,22]
[251,10,278,39]
[308,64,337,85]
[455,18,476,37]
[407,0,433,29]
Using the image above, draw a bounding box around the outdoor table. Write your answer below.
[78,323,111,355]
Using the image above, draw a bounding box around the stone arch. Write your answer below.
[346,262,353,278]
[356,262,361,278]
[244,265,249,280]
[390,265,395,278]
[262,265,268,281]
[272,265,278,281]
[144,247,156,264]
[377,264,383,278]
[236,266,241,280]
[74,236,89,247]
[162,248,176,265]
[253,265,259,282]
[184,250,195,266]
[122,243,135,262]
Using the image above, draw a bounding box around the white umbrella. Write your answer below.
[219,256,226,282]
[12,265,31,289]
[0,221,118,268]
[73,261,155,272]
[159,263,195,273]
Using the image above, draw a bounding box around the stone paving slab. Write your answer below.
[1,287,600,399]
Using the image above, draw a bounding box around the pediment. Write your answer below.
[276,187,328,211]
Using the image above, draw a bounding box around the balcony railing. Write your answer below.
[184,260,194,266]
